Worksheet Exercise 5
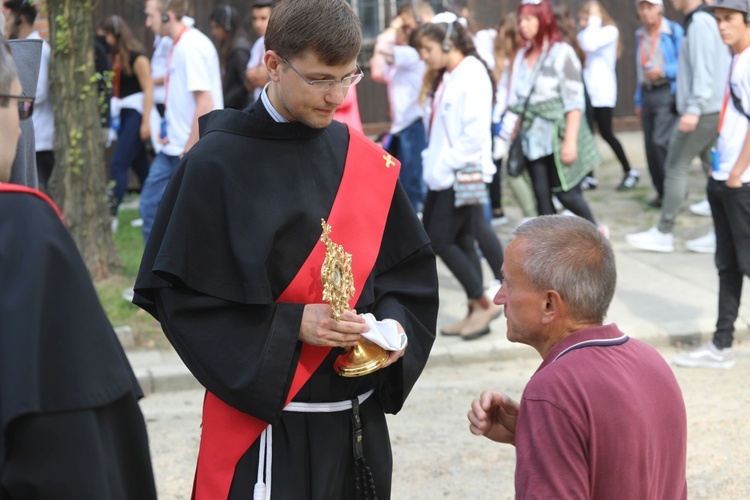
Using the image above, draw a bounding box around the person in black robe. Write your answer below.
[0,35,157,498]
[133,0,439,498]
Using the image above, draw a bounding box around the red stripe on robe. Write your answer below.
[0,183,63,220]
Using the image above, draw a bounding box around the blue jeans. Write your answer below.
[140,153,180,243]
[393,119,427,213]
[708,178,750,348]
[110,108,150,215]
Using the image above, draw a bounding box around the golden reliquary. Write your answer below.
[320,219,389,377]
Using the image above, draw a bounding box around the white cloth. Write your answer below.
[715,48,750,183]
[577,16,619,108]
[162,28,223,156]
[360,313,408,351]
[422,56,495,190]
[247,36,266,101]
[27,31,54,152]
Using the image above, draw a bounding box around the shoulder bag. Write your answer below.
[507,50,548,177]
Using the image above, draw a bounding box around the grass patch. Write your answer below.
[95,205,167,349]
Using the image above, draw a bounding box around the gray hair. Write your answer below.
[0,35,19,105]
[513,215,616,323]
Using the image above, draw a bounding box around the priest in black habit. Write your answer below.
[133,0,439,498]
[0,35,157,498]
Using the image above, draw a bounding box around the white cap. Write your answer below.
[636,0,664,5]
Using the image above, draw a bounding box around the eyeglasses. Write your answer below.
[0,93,35,120]
[280,57,364,91]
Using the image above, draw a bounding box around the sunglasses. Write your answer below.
[0,93,35,120]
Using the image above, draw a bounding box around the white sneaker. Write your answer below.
[552,196,563,211]
[685,231,716,254]
[130,218,144,227]
[111,217,119,234]
[689,199,712,217]
[672,342,735,369]
[625,227,674,253]
[485,279,502,301]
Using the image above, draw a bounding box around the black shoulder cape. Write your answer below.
[0,190,156,498]
[134,101,439,421]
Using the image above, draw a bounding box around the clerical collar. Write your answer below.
[260,84,289,123]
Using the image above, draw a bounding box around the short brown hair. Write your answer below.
[264,0,362,66]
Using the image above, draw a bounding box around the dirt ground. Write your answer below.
[140,341,750,499]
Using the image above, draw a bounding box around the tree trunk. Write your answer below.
[47,0,119,280]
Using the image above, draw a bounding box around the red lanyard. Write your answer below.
[164,26,189,107]
[718,43,750,134]
[429,81,446,137]
[112,58,121,98]
[639,20,661,68]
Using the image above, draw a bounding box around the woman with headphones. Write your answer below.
[418,13,504,341]
[209,5,251,110]
[99,15,153,228]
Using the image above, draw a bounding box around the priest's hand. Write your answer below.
[299,304,368,348]
[380,319,407,368]
[467,390,519,445]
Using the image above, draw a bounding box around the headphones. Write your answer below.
[162,0,173,23]
[14,0,28,26]
[224,5,232,32]
[442,21,454,52]
[111,15,120,37]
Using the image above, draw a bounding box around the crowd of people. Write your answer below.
[1,0,749,496]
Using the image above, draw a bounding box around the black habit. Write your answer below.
[134,100,439,498]
[0,190,156,499]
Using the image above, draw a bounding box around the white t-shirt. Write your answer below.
[577,17,619,108]
[163,28,223,156]
[421,56,494,191]
[473,28,497,71]
[151,35,172,105]
[247,36,266,101]
[716,47,750,183]
[384,45,427,134]
[27,31,54,152]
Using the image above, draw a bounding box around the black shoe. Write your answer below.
[647,196,663,209]
[580,175,598,191]
[617,170,640,191]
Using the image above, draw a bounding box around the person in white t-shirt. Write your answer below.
[245,0,273,103]
[578,1,636,190]
[370,1,433,213]
[140,0,223,243]
[673,0,750,370]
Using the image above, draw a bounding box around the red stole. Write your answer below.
[0,184,63,220]
[193,126,401,499]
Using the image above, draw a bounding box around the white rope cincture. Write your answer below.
[252,389,374,499]
[253,425,272,500]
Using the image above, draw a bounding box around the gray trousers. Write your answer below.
[658,112,719,233]
[641,85,679,198]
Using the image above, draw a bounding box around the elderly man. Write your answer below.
[468,215,688,498]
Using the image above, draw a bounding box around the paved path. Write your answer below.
[140,342,750,499]
[129,130,750,498]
